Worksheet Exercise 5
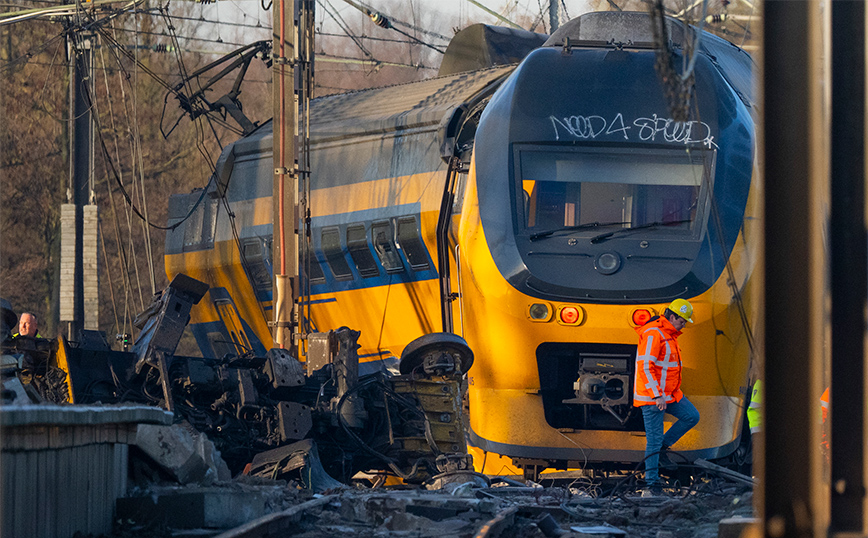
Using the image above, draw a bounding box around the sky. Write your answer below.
[184,0,598,55]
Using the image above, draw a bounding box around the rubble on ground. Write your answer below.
[110,468,755,538]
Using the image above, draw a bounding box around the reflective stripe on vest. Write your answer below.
[633,320,682,405]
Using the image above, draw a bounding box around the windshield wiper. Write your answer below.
[590,219,693,244]
[529,221,630,242]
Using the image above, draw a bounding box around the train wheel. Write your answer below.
[398,333,474,376]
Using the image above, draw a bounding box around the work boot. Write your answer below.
[642,483,664,497]
[658,446,677,471]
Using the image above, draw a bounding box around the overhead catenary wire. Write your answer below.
[463,0,522,29]
[318,30,446,45]
[319,0,375,61]
[0,31,68,74]
[4,2,441,78]
[317,52,434,70]
[129,12,158,296]
[0,0,143,26]
[81,28,147,310]
[338,0,450,40]
[98,218,122,338]
[69,10,229,233]
[334,0,445,54]
[99,31,146,319]
[133,8,270,30]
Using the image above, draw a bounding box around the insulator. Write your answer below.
[370,12,391,29]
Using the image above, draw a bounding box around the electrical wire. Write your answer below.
[98,218,121,336]
[69,7,234,237]
[332,0,445,54]
[74,37,211,233]
[319,0,375,61]
[37,33,90,123]
[318,30,446,45]
[127,14,159,296]
[317,51,435,70]
[11,58,270,76]
[133,8,270,30]
[99,32,143,325]
[102,26,254,47]
[0,31,67,74]
[107,22,148,310]
[339,0,451,40]
[155,5,272,332]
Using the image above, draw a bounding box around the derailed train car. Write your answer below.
[166,11,759,477]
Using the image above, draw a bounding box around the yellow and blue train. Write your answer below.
[165,11,759,476]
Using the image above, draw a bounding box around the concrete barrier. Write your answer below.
[1,404,172,538]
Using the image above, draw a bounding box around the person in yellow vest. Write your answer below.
[12,312,40,338]
[633,298,701,493]
[746,379,828,458]
[747,378,762,437]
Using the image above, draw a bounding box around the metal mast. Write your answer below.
[273,0,314,352]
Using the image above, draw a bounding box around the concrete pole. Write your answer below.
[61,31,95,341]
[762,1,830,537]
[829,0,868,533]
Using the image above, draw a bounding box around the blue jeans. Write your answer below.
[641,396,700,485]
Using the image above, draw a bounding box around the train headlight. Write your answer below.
[557,305,584,326]
[631,308,653,326]
[527,303,552,322]
[595,251,621,275]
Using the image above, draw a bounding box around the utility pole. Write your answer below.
[60,6,99,341]
[272,0,314,352]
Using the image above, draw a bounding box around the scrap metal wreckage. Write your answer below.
[0,275,481,489]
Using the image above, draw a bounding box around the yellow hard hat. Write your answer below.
[668,298,694,323]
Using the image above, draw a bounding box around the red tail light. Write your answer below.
[559,307,580,324]
[632,309,652,326]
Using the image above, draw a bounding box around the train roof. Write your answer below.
[545,12,755,108]
[308,65,516,145]
[233,64,516,157]
[437,24,548,77]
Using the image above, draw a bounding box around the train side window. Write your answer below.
[302,242,326,284]
[372,221,403,273]
[321,227,354,281]
[395,216,430,271]
[241,238,273,295]
[183,196,218,252]
[347,225,379,278]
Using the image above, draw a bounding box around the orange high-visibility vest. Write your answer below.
[633,316,684,406]
[821,387,829,423]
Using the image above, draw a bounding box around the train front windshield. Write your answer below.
[516,146,711,237]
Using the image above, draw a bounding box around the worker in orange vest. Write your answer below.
[633,298,700,493]
[820,387,830,461]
